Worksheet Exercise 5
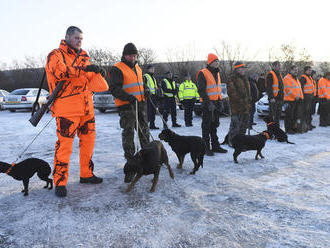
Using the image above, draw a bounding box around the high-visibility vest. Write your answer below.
[283,74,304,101]
[163,78,176,97]
[197,68,222,101]
[178,80,200,101]
[318,77,330,100]
[266,70,283,97]
[300,74,315,95]
[144,73,157,94]
[113,62,145,107]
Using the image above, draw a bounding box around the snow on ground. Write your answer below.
[0,109,329,248]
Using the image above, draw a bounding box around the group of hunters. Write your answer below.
[45,26,330,197]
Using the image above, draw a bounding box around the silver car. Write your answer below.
[256,93,285,117]
[93,91,117,113]
[3,88,49,112]
[0,89,9,110]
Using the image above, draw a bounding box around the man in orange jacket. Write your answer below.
[108,43,150,160]
[318,72,330,126]
[45,26,109,197]
[283,65,304,134]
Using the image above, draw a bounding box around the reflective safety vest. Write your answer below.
[318,77,330,100]
[144,73,157,94]
[198,68,222,101]
[266,70,283,97]
[300,74,315,95]
[283,74,304,101]
[113,62,145,107]
[178,80,200,101]
[163,78,176,97]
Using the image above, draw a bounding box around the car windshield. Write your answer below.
[10,89,30,95]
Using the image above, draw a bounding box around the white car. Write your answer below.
[3,88,49,112]
[256,94,285,117]
[0,89,9,110]
[93,91,117,113]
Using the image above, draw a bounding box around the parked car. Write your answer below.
[3,88,49,112]
[93,91,117,113]
[193,83,230,116]
[256,93,285,117]
[0,89,9,110]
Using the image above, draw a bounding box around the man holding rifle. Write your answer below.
[45,26,108,197]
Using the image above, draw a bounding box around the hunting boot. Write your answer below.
[205,143,214,156]
[80,174,103,184]
[212,144,228,153]
[55,186,67,197]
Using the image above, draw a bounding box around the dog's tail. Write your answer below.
[286,140,295,144]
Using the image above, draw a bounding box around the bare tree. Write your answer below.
[319,62,330,76]
[138,48,157,70]
[88,47,119,67]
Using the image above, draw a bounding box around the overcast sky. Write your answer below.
[1,0,329,68]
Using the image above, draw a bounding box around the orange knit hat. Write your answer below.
[207,53,219,64]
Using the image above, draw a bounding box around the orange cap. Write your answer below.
[208,53,218,64]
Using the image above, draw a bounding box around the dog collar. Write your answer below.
[262,132,271,139]
[5,162,16,175]
[266,122,275,126]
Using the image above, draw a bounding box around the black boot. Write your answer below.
[149,123,159,130]
[212,145,228,153]
[172,123,182,127]
[80,175,103,184]
[55,186,67,197]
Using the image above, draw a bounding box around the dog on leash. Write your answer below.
[263,116,295,144]
[231,131,272,163]
[124,140,174,193]
[158,129,206,175]
[0,158,53,196]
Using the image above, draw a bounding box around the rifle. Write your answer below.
[29,49,82,127]
[31,70,46,116]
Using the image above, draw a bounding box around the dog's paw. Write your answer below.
[43,185,48,189]
[176,164,183,169]
[23,192,28,196]
[189,171,196,175]
[149,188,156,193]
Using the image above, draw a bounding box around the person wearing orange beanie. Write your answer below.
[196,53,228,156]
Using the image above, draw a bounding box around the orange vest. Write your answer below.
[45,40,108,117]
[318,77,330,100]
[266,70,283,97]
[300,74,315,95]
[283,74,304,101]
[113,62,145,107]
[198,68,222,101]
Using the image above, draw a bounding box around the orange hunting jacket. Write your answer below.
[45,40,108,117]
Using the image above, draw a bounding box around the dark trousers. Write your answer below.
[202,105,220,148]
[249,102,256,126]
[228,114,250,145]
[269,99,283,124]
[119,103,150,159]
[182,99,195,125]
[284,100,304,132]
[303,95,313,127]
[147,94,158,126]
[162,97,177,124]
[319,100,330,126]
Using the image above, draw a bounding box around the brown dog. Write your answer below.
[124,140,174,193]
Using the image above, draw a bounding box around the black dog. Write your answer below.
[124,140,174,193]
[158,129,206,174]
[264,116,295,144]
[232,131,272,163]
[0,158,53,196]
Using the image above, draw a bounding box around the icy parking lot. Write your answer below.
[0,110,329,248]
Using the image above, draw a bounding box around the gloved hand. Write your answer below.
[269,98,276,103]
[128,95,137,104]
[83,64,101,73]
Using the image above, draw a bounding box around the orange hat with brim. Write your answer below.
[208,53,219,64]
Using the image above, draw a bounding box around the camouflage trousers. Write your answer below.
[228,114,250,145]
[119,103,150,159]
